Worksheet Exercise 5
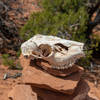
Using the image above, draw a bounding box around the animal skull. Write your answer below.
[21,34,85,69]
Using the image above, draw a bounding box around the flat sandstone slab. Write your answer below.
[20,55,84,95]
[36,59,83,77]
[8,85,37,100]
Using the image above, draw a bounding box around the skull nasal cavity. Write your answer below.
[39,44,52,57]
[55,43,68,50]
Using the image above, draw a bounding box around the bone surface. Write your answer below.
[21,34,85,69]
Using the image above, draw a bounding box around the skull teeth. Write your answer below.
[52,64,73,70]
[52,56,79,70]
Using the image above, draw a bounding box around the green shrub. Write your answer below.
[91,34,100,51]
[20,0,88,42]
[16,49,21,58]
[2,54,22,70]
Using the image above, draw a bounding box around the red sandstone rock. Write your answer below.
[73,79,100,100]
[31,86,73,100]
[19,54,31,67]
[91,24,100,39]
[91,12,97,22]
[32,83,100,100]
[92,24,100,37]
[20,55,83,95]
[36,59,83,77]
[8,85,37,100]
[87,81,100,100]
[19,55,100,100]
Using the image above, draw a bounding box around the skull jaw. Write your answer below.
[29,47,84,70]
[41,52,84,70]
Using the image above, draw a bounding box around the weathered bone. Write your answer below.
[21,34,85,69]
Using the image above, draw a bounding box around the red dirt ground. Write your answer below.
[0,65,22,100]
[0,63,100,100]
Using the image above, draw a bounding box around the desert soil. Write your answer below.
[0,65,22,100]
[0,63,100,100]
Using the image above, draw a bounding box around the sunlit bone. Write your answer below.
[21,34,85,69]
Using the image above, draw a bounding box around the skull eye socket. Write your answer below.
[32,51,37,55]
[24,55,28,59]
[38,44,52,57]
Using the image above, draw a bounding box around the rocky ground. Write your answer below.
[0,65,22,100]
[0,55,100,100]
